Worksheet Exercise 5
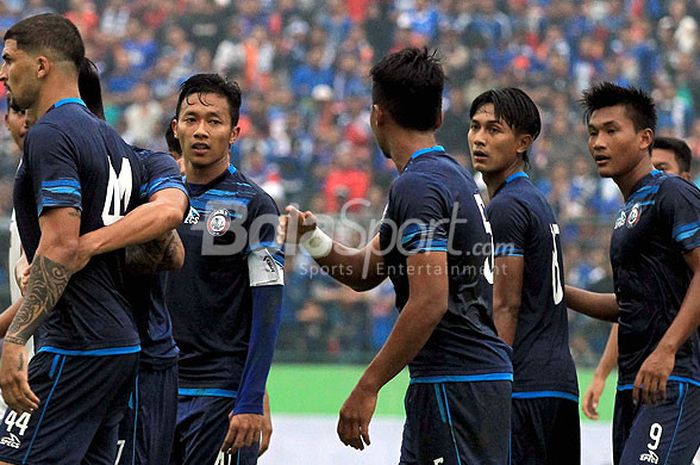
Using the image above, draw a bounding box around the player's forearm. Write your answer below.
[594,324,619,380]
[81,192,186,257]
[125,230,184,274]
[565,285,618,321]
[492,302,520,346]
[314,245,385,291]
[357,296,446,393]
[234,285,283,415]
[0,298,23,337]
[5,254,74,346]
[656,273,700,354]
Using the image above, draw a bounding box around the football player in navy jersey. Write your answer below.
[568,82,700,465]
[468,88,580,465]
[282,48,512,464]
[167,74,283,465]
[0,14,185,465]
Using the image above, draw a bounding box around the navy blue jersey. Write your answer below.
[127,148,188,367]
[487,172,578,398]
[166,165,284,393]
[611,170,700,385]
[378,146,512,380]
[13,99,146,352]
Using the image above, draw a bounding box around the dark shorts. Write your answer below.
[0,351,138,465]
[613,380,700,465]
[511,395,580,465]
[169,395,258,465]
[399,379,511,465]
[116,363,178,465]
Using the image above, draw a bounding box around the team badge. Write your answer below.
[614,210,626,229]
[184,206,200,225]
[207,209,231,236]
[626,203,641,228]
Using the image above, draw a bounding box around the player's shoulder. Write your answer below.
[657,172,700,196]
[230,168,280,213]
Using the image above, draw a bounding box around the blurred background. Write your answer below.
[0,1,698,462]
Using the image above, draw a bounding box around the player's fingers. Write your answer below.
[337,416,354,447]
[642,374,655,405]
[360,421,371,447]
[258,429,271,457]
[658,376,668,403]
[221,425,236,452]
[243,424,260,448]
[20,382,39,411]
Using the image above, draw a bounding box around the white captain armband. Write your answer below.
[248,248,285,287]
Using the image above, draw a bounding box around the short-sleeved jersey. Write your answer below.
[378,146,512,380]
[611,170,700,385]
[13,99,146,352]
[126,148,188,367]
[166,165,284,393]
[487,172,578,398]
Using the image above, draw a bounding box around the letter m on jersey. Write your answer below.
[102,158,133,225]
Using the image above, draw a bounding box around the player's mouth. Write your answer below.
[191,142,210,154]
[472,150,488,163]
[593,154,611,166]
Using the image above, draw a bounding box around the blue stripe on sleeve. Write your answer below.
[676,227,700,242]
[41,179,80,188]
[673,221,700,238]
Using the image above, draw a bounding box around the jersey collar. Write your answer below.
[505,171,528,184]
[410,145,445,160]
[52,98,87,109]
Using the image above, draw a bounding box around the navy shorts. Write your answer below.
[613,380,700,465]
[0,351,138,465]
[399,379,511,465]
[169,395,258,465]
[511,395,580,465]
[116,363,178,465]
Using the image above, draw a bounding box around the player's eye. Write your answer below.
[606,129,617,135]
[209,119,222,125]
[488,127,500,134]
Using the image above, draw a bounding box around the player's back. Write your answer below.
[487,173,578,397]
[14,100,146,351]
[379,147,512,379]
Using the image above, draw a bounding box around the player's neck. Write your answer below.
[614,155,655,200]
[185,154,230,184]
[484,160,525,199]
[33,79,81,121]
[386,130,438,173]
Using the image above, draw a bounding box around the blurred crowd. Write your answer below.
[0,0,699,365]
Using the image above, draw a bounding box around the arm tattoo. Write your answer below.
[5,255,74,346]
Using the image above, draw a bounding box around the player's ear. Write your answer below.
[35,55,50,80]
[229,125,241,145]
[434,111,443,130]
[372,104,383,126]
[639,128,653,153]
[171,118,178,139]
[516,133,533,156]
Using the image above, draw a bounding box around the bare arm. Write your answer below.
[125,230,185,274]
[565,284,618,321]
[337,252,447,449]
[283,206,386,291]
[582,323,618,419]
[0,298,23,337]
[80,188,188,258]
[492,256,524,346]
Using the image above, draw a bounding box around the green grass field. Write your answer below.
[267,364,618,422]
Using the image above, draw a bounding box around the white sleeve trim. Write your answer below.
[248,248,285,287]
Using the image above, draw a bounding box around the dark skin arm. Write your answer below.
[281,206,386,292]
[492,256,524,346]
[633,248,700,405]
[337,251,448,450]
[564,284,619,322]
[583,324,618,419]
[0,207,83,413]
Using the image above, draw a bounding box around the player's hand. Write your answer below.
[282,205,317,245]
[337,383,377,450]
[259,393,272,457]
[0,341,39,413]
[633,345,675,405]
[14,253,30,296]
[74,234,98,272]
[582,375,606,420]
[221,413,262,455]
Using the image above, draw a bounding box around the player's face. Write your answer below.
[0,40,41,111]
[5,104,30,149]
[651,147,689,179]
[587,105,652,178]
[468,103,525,174]
[174,92,239,170]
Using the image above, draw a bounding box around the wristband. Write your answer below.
[301,228,333,258]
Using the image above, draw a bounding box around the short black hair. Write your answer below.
[78,57,104,120]
[370,47,444,131]
[580,82,657,134]
[4,14,84,71]
[175,73,241,127]
[653,136,692,173]
[165,120,182,158]
[469,87,541,162]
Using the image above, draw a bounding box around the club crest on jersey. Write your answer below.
[626,203,641,229]
[614,210,627,229]
[207,209,231,236]
[184,206,200,225]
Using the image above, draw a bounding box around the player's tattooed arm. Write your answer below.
[125,230,184,274]
[4,255,74,346]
